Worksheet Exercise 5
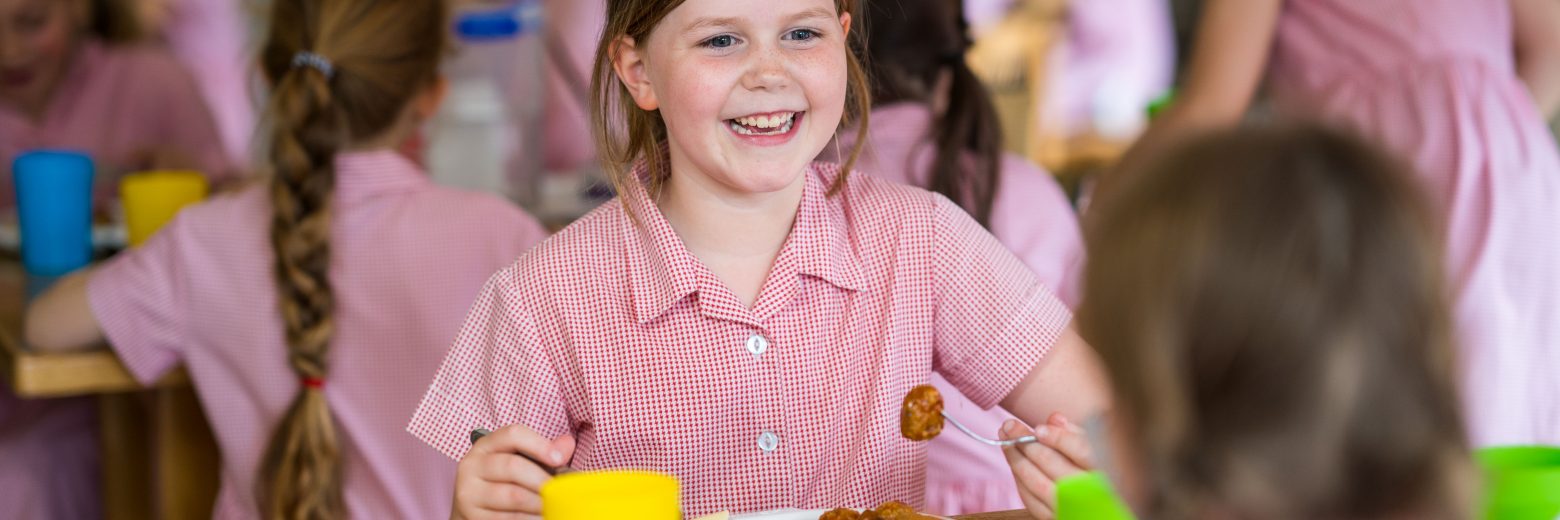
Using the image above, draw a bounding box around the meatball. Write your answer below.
[871,501,922,519]
[900,384,945,441]
[818,508,861,520]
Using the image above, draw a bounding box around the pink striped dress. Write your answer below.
[828,103,1085,515]
[1269,0,1560,445]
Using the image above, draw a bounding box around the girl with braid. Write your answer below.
[25,0,548,517]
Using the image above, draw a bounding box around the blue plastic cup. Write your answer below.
[13,151,94,277]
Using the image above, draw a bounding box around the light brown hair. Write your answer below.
[861,0,1002,227]
[256,0,445,517]
[589,0,872,216]
[1080,125,1475,519]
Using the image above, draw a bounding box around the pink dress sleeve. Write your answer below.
[931,194,1074,408]
[407,265,571,461]
[86,211,194,385]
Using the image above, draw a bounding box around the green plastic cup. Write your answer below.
[1479,445,1560,519]
[1056,471,1135,520]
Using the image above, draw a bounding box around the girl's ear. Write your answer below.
[612,36,659,111]
[839,11,852,37]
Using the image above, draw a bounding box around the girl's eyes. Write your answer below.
[698,29,824,49]
[783,29,820,41]
[701,34,738,49]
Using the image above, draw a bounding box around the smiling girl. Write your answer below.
[408,0,1107,518]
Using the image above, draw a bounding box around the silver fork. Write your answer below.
[940,411,1039,447]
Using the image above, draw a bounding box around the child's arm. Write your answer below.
[1105,0,1283,192]
[994,327,1108,519]
[999,326,1109,426]
[1512,0,1560,118]
[24,270,108,353]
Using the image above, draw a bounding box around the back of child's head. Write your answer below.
[1079,125,1475,519]
[255,0,445,517]
[588,0,872,206]
[860,0,1002,227]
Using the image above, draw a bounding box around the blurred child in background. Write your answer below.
[1121,0,1560,446]
[25,0,547,517]
[0,0,232,515]
[0,0,234,211]
[1006,125,1477,520]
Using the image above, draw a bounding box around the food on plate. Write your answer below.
[819,501,934,520]
[818,508,860,520]
[869,501,929,519]
[899,384,945,441]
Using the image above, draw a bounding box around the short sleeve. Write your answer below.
[931,194,1074,409]
[407,266,571,461]
[86,213,192,385]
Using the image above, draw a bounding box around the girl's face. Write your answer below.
[616,0,850,198]
[0,0,79,115]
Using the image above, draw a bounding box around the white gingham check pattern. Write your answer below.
[408,162,1071,516]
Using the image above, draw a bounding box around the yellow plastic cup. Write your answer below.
[540,470,680,520]
[121,170,208,247]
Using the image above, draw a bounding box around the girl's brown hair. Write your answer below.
[860,0,1002,227]
[1080,125,1475,519]
[255,0,445,517]
[589,0,872,213]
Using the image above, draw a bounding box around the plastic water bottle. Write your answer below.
[426,0,546,206]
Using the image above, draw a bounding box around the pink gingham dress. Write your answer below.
[88,151,547,518]
[830,103,1084,515]
[409,162,1073,517]
[1269,0,1560,445]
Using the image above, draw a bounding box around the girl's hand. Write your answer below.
[451,424,575,520]
[1000,413,1095,519]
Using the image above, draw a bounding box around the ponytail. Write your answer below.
[862,0,1003,227]
[927,54,1002,227]
[257,57,346,520]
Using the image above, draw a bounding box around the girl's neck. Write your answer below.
[655,158,805,308]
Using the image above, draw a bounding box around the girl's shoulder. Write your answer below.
[498,198,628,286]
[813,160,957,234]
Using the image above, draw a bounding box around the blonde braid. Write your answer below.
[258,55,346,520]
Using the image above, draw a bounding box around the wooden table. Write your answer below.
[0,258,219,520]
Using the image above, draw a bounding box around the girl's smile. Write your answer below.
[724,110,804,145]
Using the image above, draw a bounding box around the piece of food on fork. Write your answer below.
[899,384,945,441]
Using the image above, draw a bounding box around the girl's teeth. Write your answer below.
[735,113,794,129]
[728,113,797,136]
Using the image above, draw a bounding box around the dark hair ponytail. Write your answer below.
[863,0,1003,227]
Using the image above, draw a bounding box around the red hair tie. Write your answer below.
[302,377,325,390]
